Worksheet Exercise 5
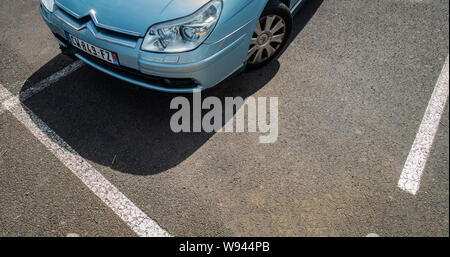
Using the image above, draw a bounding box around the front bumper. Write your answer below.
[40,4,255,93]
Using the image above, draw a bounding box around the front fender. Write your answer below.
[204,0,269,44]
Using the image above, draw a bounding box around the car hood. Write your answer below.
[55,0,211,36]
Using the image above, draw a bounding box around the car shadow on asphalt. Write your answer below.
[19,0,322,176]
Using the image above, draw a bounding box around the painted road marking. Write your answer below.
[0,86,10,114]
[19,60,84,102]
[2,60,83,113]
[398,56,449,195]
[1,80,170,237]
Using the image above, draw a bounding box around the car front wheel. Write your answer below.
[246,0,293,69]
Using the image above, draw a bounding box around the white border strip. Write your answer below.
[398,56,449,195]
[1,81,170,237]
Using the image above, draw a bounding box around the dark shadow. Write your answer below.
[19,0,322,175]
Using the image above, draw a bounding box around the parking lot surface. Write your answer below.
[1,0,448,236]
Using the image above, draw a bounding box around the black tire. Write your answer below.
[246,0,293,69]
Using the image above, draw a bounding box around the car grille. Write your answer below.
[54,4,140,48]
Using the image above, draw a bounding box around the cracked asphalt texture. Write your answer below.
[0,0,448,236]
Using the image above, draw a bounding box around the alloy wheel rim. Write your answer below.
[247,15,286,65]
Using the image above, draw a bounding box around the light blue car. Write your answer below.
[40,0,305,93]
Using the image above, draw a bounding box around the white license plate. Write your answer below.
[66,32,119,66]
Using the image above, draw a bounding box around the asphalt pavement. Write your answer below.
[0,0,448,236]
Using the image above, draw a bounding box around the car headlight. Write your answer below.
[141,0,223,53]
[41,0,55,12]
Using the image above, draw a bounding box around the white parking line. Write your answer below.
[0,86,10,114]
[19,60,84,102]
[398,55,449,195]
[2,60,84,112]
[1,80,171,237]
